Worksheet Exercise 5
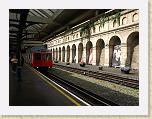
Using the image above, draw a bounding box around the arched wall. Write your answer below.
[127,31,139,69]
[56,48,58,60]
[67,45,70,62]
[72,44,76,63]
[109,36,121,67]
[62,46,65,62]
[96,39,105,66]
[86,41,93,64]
[78,43,83,62]
[48,10,139,69]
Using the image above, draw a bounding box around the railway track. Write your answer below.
[46,71,119,106]
[54,64,139,89]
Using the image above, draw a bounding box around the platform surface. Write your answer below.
[9,64,85,106]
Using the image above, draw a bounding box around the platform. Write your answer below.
[9,64,87,106]
[54,62,139,79]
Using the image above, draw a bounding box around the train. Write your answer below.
[24,46,53,71]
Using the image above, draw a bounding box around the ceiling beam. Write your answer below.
[27,15,62,26]
[37,9,50,18]
[10,30,38,34]
[9,9,21,13]
[9,18,46,24]
[27,15,52,24]
[52,9,64,19]
[9,24,20,28]
[9,34,17,37]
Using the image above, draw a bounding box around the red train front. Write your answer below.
[25,46,53,71]
[32,51,53,70]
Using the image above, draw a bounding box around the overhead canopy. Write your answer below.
[9,9,112,53]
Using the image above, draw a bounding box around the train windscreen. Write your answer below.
[34,53,52,61]
[34,53,41,60]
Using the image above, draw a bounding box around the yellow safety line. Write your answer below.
[42,77,81,106]
[26,64,81,106]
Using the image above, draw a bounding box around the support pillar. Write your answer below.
[62,49,65,62]
[65,47,67,62]
[54,49,56,61]
[120,43,127,67]
[104,44,109,67]
[92,46,96,65]
[82,47,86,63]
[57,49,59,61]
[76,46,79,63]
[70,48,72,63]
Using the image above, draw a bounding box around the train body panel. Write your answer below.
[31,52,53,68]
[24,46,53,71]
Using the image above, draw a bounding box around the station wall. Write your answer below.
[46,9,139,70]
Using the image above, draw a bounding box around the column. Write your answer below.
[69,48,72,63]
[104,44,109,67]
[120,43,127,67]
[82,46,86,63]
[57,48,59,61]
[76,46,79,63]
[65,47,67,62]
[60,48,62,62]
[54,49,56,61]
[92,46,96,65]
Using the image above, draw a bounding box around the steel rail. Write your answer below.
[46,71,119,106]
[54,64,139,89]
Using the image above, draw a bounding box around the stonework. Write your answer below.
[46,9,139,70]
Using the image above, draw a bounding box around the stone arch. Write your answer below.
[132,13,138,22]
[56,48,58,60]
[62,46,65,62]
[113,20,117,28]
[72,44,76,63]
[122,17,127,25]
[109,36,121,67]
[96,39,105,66]
[59,47,61,61]
[67,45,70,62]
[86,41,93,64]
[78,43,83,63]
[127,31,139,69]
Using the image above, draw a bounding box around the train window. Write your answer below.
[43,54,46,60]
[35,53,41,60]
[41,54,46,60]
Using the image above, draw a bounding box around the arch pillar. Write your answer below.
[76,46,79,63]
[92,46,96,65]
[65,47,67,62]
[120,43,127,67]
[82,47,86,63]
[104,44,109,66]
[57,48,59,61]
[70,48,72,63]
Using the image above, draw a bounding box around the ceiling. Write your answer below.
[9,9,111,53]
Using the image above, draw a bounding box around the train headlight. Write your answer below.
[49,67,50,68]
[37,67,39,68]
